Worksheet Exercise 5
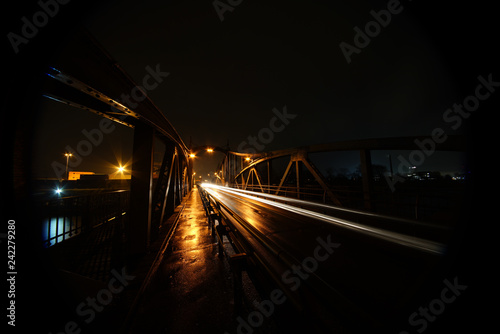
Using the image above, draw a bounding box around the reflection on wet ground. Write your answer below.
[128,187,267,334]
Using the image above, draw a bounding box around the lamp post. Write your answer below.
[64,153,73,180]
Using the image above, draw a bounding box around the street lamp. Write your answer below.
[64,153,73,180]
[206,148,214,153]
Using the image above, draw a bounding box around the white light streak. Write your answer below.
[201,183,444,254]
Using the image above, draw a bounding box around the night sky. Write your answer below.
[6,0,498,179]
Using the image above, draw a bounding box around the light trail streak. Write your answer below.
[201,183,445,254]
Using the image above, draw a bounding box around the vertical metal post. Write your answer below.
[160,149,177,225]
[230,253,247,313]
[175,154,181,204]
[151,143,172,239]
[173,158,177,204]
[128,123,155,256]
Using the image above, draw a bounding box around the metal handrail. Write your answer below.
[39,190,129,247]
[198,184,374,325]
[239,181,465,223]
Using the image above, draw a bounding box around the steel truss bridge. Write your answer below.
[35,30,468,333]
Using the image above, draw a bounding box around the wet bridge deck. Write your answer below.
[128,187,273,334]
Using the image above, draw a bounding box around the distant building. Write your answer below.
[68,171,95,180]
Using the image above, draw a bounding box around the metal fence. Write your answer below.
[237,180,466,223]
[39,190,130,248]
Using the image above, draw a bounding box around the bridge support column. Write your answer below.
[128,123,155,257]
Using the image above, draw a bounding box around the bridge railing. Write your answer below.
[221,136,467,225]
[235,179,465,223]
[37,189,130,280]
[42,30,193,258]
[39,190,129,248]
[198,182,448,330]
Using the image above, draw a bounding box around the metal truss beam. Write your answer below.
[222,135,466,210]
[40,29,193,257]
[233,135,466,181]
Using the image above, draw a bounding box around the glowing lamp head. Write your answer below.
[206,148,214,153]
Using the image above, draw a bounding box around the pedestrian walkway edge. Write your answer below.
[120,189,193,333]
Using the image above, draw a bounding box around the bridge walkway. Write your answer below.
[127,187,282,334]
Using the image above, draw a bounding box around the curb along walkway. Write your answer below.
[127,186,236,334]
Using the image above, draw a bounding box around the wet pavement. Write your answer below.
[128,187,244,334]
